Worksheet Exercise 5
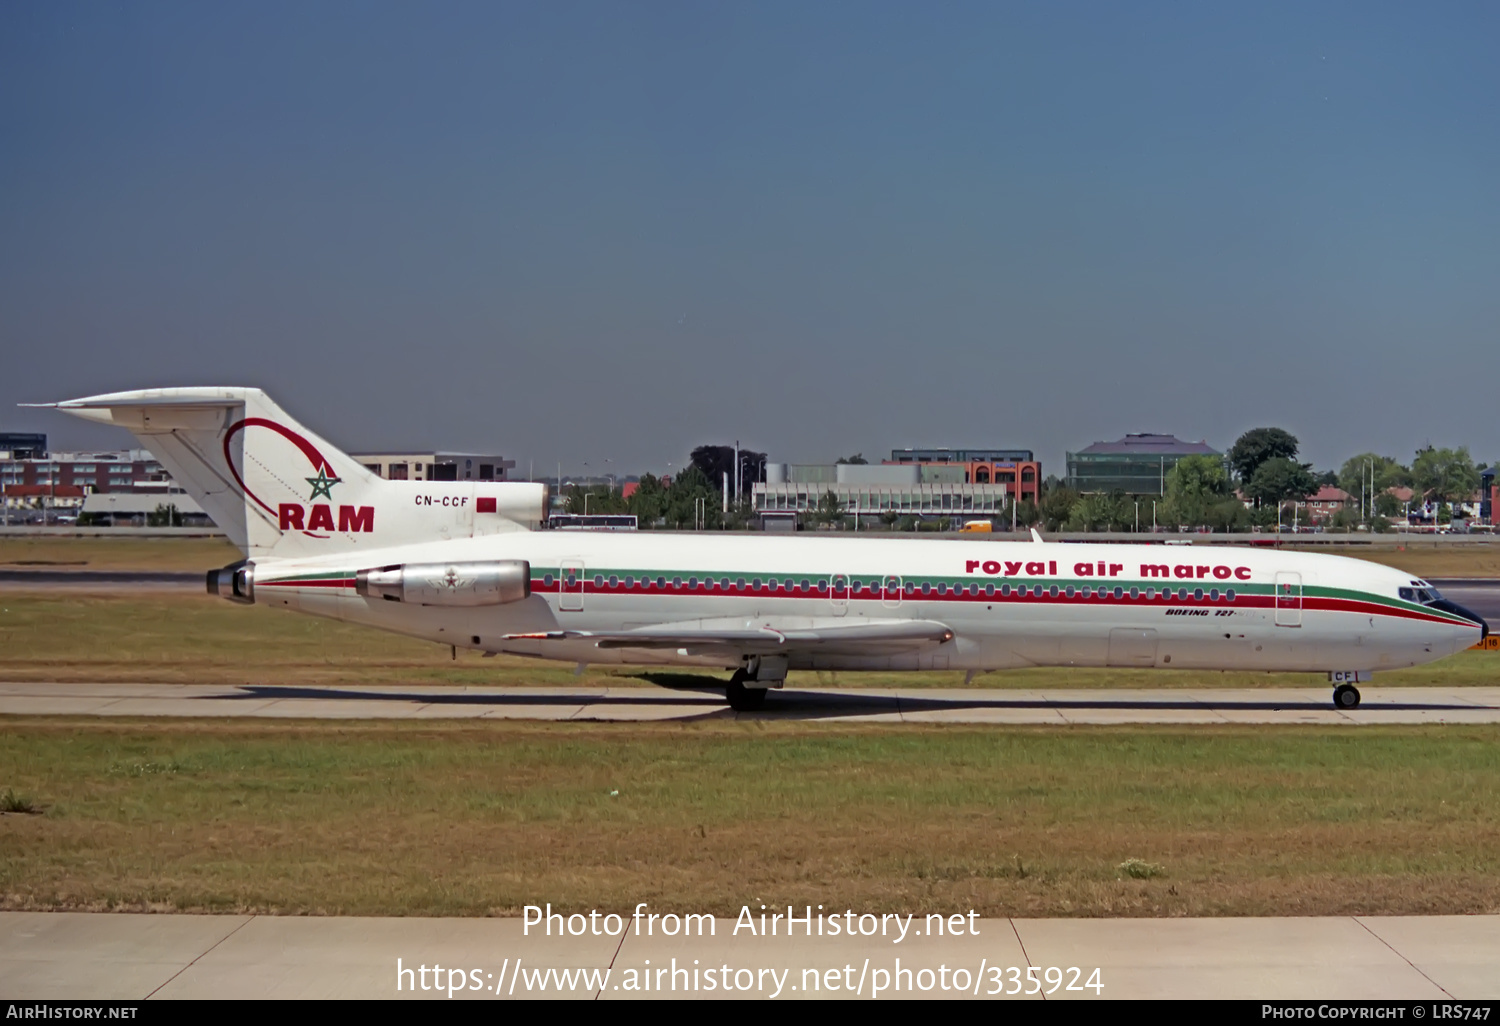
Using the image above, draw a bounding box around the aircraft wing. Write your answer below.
[502,616,953,656]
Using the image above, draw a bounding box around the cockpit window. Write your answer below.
[1401,587,1442,604]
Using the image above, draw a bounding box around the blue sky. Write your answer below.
[3,1,1496,477]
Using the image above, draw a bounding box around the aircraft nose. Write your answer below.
[1430,598,1489,640]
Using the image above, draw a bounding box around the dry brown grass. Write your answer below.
[1284,541,1500,578]
[3,719,1498,918]
[0,536,240,572]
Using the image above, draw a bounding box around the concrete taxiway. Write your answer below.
[1,912,1496,1000]
[2,681,1499,724]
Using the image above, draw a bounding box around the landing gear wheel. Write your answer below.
[1333,683,1361,710]
[725,670,767,712]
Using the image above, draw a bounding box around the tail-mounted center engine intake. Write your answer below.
[355,561,531,607]
[207,561,256,604]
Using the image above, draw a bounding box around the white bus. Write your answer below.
[547,514,638,531]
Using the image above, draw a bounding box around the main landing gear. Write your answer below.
[1333,684,1361,710]
[725,669,767,712]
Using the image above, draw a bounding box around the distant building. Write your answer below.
[1066,434,1221,496]
[352,452,516,482]
[0,433,46,460]
[1306,486,1353,521]
[754,462,1009,521]
[80,488,210,526]
[0,448,179,523]
[887,448,1041,505]
[0,450,171,494]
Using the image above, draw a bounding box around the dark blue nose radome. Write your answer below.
[1430,599,1489,640]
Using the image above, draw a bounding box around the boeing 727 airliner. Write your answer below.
[40,388,1488,711]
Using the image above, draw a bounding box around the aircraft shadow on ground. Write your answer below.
[215,683,1495,719]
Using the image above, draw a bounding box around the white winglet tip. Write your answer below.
[1030,527,1044,543]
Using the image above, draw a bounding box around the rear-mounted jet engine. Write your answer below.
[207,561,256,604]
[355,561,531,606]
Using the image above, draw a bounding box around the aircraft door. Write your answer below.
[882,575,902,608]
[1275,571,1302,627]
[1107,628,1159,666]
[831,574,849,617]
[560,559,585,612]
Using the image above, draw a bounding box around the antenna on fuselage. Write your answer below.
[1030,527,1044,544]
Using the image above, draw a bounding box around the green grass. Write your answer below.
[3,719,1500,918]
[0,593,1494,688]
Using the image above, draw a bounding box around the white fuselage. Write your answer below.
[248,533,1481,676]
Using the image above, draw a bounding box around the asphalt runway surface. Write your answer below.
[0,569,202,589]
[1429,579,1500,623]
[3,912,1496,999]
[3,681,1499,724]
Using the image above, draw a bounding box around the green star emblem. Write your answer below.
[306,467,342,501]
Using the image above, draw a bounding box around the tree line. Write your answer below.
[1036,428,1487,533]
[559,444,769,530]
[559,430,1488,532]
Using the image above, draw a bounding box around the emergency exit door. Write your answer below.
[560,560,585,612]
[830,574,850,616]
[1274,571,1302,627]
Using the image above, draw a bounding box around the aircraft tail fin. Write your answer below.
[38,387,544,558]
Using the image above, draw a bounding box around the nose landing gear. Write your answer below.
[1333,683,1361,710]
